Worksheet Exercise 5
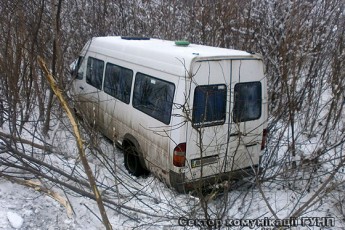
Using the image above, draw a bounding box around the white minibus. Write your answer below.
[71,36,268,192]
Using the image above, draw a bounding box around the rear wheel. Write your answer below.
[124,145,147,176]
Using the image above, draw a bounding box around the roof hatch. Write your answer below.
[121,36,150,40]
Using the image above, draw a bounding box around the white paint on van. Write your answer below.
[71,36,268,192]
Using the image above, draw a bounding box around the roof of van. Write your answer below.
[82,36,261,76]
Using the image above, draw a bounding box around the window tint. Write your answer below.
[86,57,104,90]
[192,84,227,127]
[233,82,262,122]
[133,73,175,124]
[104,63,133,104]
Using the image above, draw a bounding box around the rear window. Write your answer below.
[233,82,262,122]
[192,84,227,127]
[103,63,133,104]
[86,57,104,90]
[133,73,175,124]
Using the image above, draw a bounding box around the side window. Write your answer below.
[233,82,262,122]
[86,57,104,90]
[104,63,133,104]
[192,84,227,127]
[133,73,175,124]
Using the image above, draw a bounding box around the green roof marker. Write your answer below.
[175,40,190,47]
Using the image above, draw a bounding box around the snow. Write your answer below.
[0,177,120,229]
[0,89,344,229]
[0,179,80,229]
[6,212,23,229]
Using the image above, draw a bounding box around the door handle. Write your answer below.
[79,86,84,90]
[245,143,257,148]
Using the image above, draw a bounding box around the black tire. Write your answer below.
[124,145,147,177]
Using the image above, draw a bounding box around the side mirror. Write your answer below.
[69,59,78,77]
[69,58,83,80]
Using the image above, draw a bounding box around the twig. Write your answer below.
[38,56,112,230]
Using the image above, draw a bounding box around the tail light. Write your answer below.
[261,129,268,150]
[173,143,186,167]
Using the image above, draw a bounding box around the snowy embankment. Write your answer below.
[0,179,73,229]
[0,106,345,229]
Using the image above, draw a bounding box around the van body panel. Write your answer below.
[182,58,267,182]
[71,36,268,192]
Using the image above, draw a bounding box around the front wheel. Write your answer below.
[124,145,147,177]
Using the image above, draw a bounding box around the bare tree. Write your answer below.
[0,0,344,228]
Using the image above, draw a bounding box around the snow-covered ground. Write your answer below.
[0,178,94,229]
[1,173,343,229]
[0,113,345,229]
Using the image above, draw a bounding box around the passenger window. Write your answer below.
[86,57,104,90]
[104,63,133,104]
[192,84,227,127]
[133,73,175,124]
[233,82,262,122]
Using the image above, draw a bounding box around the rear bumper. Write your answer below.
[169,165,261,193]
